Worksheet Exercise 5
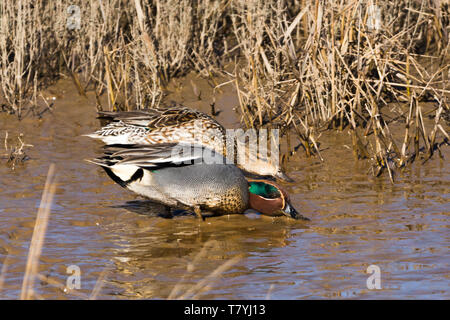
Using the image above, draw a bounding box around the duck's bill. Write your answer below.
[275,171,295,183]
[283,202,309,221]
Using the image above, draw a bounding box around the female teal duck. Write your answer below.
[85,105,293,182]
[87,143,307,220]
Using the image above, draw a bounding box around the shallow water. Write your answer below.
[0,77,448,299]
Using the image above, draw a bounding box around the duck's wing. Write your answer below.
[96,109,164,127]
[96,105,221,130]
[88,143,227,170]
[87,105,224,145]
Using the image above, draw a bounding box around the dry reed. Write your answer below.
[20,163,57,300]
[168,240,242,300]
[88,267,109,300]
[0,255,11,294]
[2,132,32,169]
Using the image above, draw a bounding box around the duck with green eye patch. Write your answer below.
[87,143,309,221]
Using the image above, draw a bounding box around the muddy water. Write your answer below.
[0,76,448,299]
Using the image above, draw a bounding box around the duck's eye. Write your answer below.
[249,182,281,199]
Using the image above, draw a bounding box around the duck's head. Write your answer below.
[244,158,294,182]
[247,180,309,220]
[235,141,294,182]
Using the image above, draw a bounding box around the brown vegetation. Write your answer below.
[0,0,448,179]
[1,132,32,169]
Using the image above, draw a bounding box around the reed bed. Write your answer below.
[0,0,448,179]
[226,0,449,180]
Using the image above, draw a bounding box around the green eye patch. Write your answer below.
[249,182,281,199]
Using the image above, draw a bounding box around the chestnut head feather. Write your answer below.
[247,179,309,220]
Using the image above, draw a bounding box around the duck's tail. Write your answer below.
[85,157,143,188]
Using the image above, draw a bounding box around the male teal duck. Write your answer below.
[87,143,308,220]
[84,105,293,182]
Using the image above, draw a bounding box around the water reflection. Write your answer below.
[104,200,307,299]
